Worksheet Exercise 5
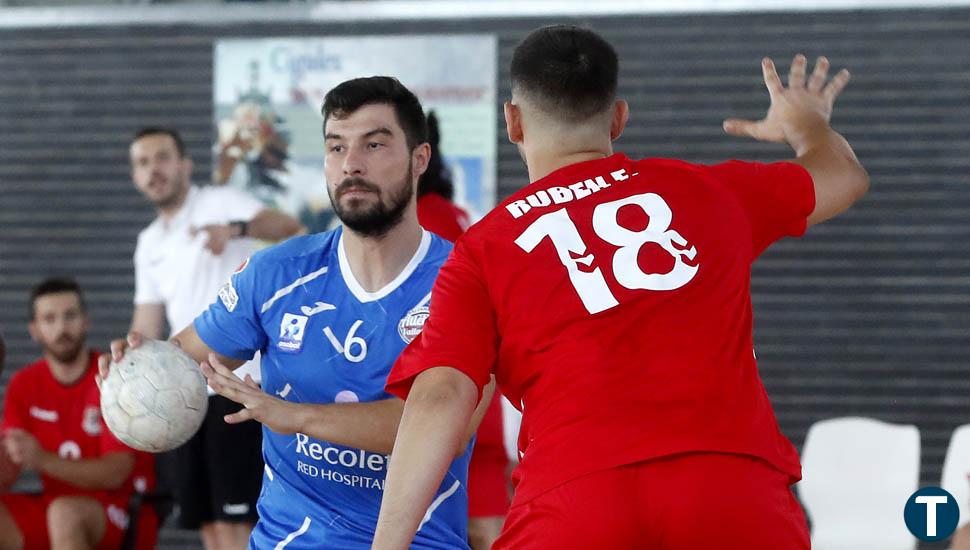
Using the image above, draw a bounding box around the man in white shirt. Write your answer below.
[128,127,303,550]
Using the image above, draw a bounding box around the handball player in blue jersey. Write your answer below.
[99,77,494,549]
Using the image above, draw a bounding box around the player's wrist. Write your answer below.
[788,124,835,157]
[228,220,248,239]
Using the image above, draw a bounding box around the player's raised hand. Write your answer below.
[96,331,146,386]
[201,353,302,435]
[723,55,850,153]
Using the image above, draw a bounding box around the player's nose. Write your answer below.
[342,147,366,176]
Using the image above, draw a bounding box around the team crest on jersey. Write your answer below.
[82,406,102,436]
[218,282,239,312]
[278,313,309,353]
[398,306,430,344]
[234,258,250,274]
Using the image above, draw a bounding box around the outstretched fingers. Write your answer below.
[823,68,851,102]
[788,54,808,88]
[723,118,766,140]
[808,56,830,92]
[224,408,255,425]
[762,57,784,97]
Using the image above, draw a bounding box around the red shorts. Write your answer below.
[0,493,157,550]
[494,452,809,550]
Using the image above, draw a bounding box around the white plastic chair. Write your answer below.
[941,424,970,531]
[798,416,920,550]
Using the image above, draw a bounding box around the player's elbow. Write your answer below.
[845,160,870,203]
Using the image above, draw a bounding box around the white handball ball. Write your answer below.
[100,340,208,453]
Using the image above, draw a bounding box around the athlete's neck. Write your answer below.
[45,347,91,385]
[156,183,191,221]
[525,149,613,183]
[341,213,424,293]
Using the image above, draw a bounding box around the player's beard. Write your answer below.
[151,171,189,211]
[43,332,86,364]
[330,161,414,238]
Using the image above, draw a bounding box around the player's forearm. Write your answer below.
[294,398,404,454]
[373,368,479,550]
[129,304,166,340]
[793,127,869,226]
[246,209,305,242]
[39,452,134,490]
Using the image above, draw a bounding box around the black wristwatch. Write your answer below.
[229,220,249,238]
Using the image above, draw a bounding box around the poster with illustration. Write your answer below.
[214,35,497,233]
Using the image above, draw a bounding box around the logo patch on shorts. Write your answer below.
[82,406,102,436]
[218,282,239,312]
[398,306,430,344]
[278,313,309,353]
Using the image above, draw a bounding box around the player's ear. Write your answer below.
[182,155,194,179]
[610,100,629,141]
[504,101,523,144]
[411,142,431,183]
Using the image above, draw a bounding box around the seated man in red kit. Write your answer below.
[0,278,157,550]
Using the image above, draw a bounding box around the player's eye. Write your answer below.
[328,144,344,153]
[367,142,384,150]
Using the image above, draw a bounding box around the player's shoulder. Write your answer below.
[423,231,454,266]
[7,358,48,389]
[245,230,337,276]
[195,183,251,202]
[135,216,165,249]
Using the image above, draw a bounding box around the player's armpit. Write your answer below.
[171,324,245,370]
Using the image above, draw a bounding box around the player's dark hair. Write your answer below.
[417,112,454,200]
[510,25,619,121]
[132,126,187,158]
[322,76,428,150]
[29,277,86,320]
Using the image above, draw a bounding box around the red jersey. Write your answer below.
[417,192,472,243]
[1,351,155,498]
[388,154,815,504]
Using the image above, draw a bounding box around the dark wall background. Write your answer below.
[1,7,969,548]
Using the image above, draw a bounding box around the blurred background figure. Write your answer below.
[128,127,303,550]
[416,111,508,550]
[416,112,472,241]
[0,278,157,549]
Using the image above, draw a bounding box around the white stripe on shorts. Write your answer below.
[418,480,461,531]
[274,516,311,550]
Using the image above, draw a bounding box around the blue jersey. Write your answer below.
[195,228,472,550]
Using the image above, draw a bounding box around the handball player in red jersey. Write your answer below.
[0,278,157,550]
[416,112,509,550]
[374,25,868,549]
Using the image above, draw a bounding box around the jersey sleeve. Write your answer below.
[386,243,498,401]
[133,236,163,305]
[194,255,267,360]
[213,185,265,221]
[708,160,816,258]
